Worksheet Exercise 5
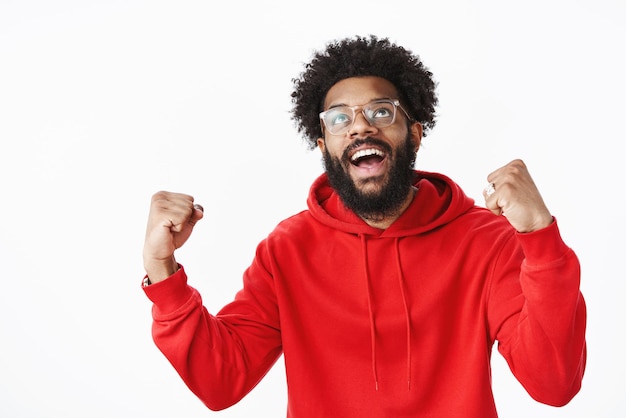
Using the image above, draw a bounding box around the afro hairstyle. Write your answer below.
[290,35,438,149]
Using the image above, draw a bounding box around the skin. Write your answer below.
[483,158,554,233]
[143,76,553,283]
[143,192,203,282]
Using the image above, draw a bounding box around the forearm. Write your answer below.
[492,221,587,405]
[143,265,282,410]
[501,254,586,406]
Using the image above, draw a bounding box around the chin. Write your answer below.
[354,174,387,191]
[354,180,390,200]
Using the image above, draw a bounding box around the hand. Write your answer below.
[483,159,553,233]
[143,191,204,283]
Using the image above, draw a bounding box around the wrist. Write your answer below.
[144,256,179,284]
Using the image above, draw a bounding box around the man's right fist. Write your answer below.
[143,191,204,283]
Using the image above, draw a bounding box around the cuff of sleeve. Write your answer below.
[141,264,194,314]
[516,217,570,266]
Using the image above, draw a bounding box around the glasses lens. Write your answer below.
[363,100,396,127]
[323,107,353,135]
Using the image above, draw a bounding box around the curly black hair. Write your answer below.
[291,35,438,149]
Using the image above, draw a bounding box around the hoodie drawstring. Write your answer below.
[361,235,379,391]
[395,237,412,391]
[360,234,412,392]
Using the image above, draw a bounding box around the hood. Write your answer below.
[307,170,475,236]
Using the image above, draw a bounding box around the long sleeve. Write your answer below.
[143,246,283,410]
[488,219,587,406]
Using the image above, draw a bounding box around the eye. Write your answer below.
[327,108,352,127]
[369,104,393,119]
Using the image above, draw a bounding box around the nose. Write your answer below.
[348,111,378,137]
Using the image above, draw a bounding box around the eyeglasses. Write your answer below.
[319,99,411,135]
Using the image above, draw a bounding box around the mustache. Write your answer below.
[341,138,393,162]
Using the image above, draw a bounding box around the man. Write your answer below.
[142,35,586,417]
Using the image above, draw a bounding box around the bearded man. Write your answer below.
[141,35,586,418]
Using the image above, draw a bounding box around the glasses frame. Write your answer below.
[319,98,411,135]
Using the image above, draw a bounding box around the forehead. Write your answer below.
[324,76,399,109]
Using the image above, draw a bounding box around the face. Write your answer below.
[317,76,423,219]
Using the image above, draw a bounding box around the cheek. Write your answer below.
[320,138,346,158]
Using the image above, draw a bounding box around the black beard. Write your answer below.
[322,135,417,221]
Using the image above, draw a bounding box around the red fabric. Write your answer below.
[144,171,586,417]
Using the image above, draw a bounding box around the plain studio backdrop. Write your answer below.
[1,1,624,417]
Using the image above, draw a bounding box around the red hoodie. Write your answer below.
[143,171,586,417]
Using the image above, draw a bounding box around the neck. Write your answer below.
[360,186,417,229]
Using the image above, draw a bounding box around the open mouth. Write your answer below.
[350,148,386,168]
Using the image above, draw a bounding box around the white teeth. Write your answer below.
[351,148,384,162]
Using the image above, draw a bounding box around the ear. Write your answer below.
[409,122,423,152]
[317,137,326,153]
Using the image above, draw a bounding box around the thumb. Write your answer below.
[169,203,204,250]
[189,204,204,226]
